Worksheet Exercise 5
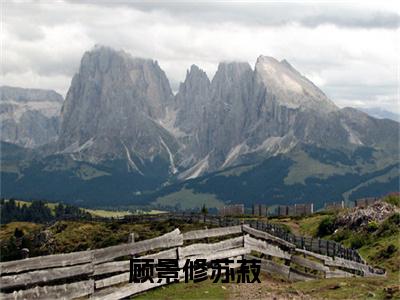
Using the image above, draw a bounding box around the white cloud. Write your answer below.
[2,0,399,112]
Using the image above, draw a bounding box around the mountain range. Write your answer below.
[1,46,399,210]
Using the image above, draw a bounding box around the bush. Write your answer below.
[388,212,400,225]
[349,233,370,249]
[378,244,398,259]
[376,213,400,237]
[278,223,293,234]
[317,216,336,237]
[331,229,351,242]
[367,221,379,233]
[384,194,400,207]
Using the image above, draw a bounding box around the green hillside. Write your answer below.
[1,142,398,210]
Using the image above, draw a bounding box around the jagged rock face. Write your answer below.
[171,56,398,178]
[198,62,255,167]
[7,46,398,181]
[173,62,258,175]
[174,65,211,135]
[27,46,400,180]
[58,46,178,168]
[173,58,343,176]
[0,86,63,148]
[254,56,337,111]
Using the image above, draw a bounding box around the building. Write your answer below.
[218,204,244,216]
[293,203,314,216]
[324,200,345,211]
[252,204,268,217]
[276,203,314,217]
[354,197,378,208]
[277,205,288,216]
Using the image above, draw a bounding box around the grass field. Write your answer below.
[133,271,400,299]
[83,208,133,218]
[268,213,332,236]
[135,280,227,300]
[0,221,42,241]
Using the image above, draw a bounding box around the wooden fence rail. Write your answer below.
[0,222,385,300]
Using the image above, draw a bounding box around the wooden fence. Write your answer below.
[0,222,385,300]
[52,212,368,263]
[122,213,366,263]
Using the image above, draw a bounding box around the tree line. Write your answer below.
[0,199,92,224]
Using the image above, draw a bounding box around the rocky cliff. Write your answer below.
[58,46,179,173]
[0,86,63,148]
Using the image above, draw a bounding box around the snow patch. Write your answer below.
[254,135,297,154]
[160,137,178,174]
[77,138,94,152]
[254,136,285,152]
[121,141,143,175]
[342,123,363,145]
[179,154,209,180]
[61,141,80,153]
[221,143,248,168]
[60,138,95,153]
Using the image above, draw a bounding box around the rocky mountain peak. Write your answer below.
[58,46,177,164]
[187,64,208,77]
[211,61,253,102]
[212,61,252,84]
[255,55,337,112]
[180,65,210,94]
[173,65,211,135]
[76,46,173,119]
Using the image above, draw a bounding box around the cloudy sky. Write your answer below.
[2,0,399,113]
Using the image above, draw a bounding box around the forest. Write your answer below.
[0,199,92,224]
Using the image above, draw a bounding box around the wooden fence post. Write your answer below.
[176,247,180,261]
[128,233,135,243]
[318,238,321,254]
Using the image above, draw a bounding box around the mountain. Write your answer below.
[172,56,397,178]
[0,86,63,148]
[58,46,178,166]
[254,56,337,111]
[1,46,398,209]
[359,107,400,122]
